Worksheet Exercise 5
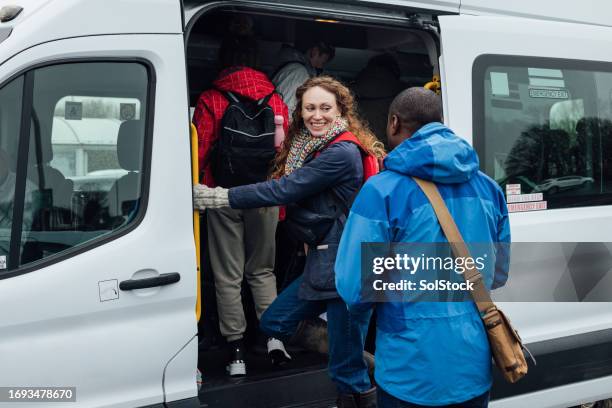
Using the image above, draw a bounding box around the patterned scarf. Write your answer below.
[284,117,348,175]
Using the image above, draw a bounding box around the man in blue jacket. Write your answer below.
[335,88,510,407]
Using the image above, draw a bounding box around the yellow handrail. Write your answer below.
[191,123,202,322]
[424,74,441,95]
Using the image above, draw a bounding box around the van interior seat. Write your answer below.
[107,120,144,224]
[27,132,74,230]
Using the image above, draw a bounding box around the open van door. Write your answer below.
[439,15,612,406]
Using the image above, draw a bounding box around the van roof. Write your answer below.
[0,0,181,63]
[460,0,612,28]
[184,0,612,29]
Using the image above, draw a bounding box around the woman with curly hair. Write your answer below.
[194,76,384,407]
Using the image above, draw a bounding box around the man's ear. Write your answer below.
[389,114,400,135]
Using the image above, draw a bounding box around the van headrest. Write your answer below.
[117,120,145,172]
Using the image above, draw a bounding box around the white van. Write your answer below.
[0,1,611,407]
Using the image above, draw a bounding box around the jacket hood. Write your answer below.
[213,67,276,100]
[275,44,315,76]
[383,122,479,184]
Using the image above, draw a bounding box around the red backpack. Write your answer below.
[323,131,380,183]
[278,132,380,222]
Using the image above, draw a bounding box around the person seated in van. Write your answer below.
[193,76,384,408]
[192,21,291,376]
[353,53,407,148]
[272,40,335,117]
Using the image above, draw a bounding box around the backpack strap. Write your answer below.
[257,91,275,107]
[317,132,378,216]
[324,132,380,182]
[411,176,496,314]
[224,91,240,104]
[219,89,276,112]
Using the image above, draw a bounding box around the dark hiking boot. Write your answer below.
[336,393,358,408]
[290,318,328,354]
[363,351,376,386]
[336,387,377,408]
[226,339,246,377]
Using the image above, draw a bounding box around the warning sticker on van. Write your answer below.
[508,201,547,213]
[0,255,6,269]
[65,101,83,120]
[507,193,544,203]
[506,184,521,195]
[529,88,569,99]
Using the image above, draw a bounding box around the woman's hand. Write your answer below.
[193,184,230,210]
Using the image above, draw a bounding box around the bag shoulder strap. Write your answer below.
[411,176,496,315]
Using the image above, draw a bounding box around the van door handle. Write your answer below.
[119,273,181,291]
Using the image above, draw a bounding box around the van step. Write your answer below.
[198,347,336,408]
[198,367,337,408]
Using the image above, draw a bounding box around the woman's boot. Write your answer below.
[289,318,328,354]
[337,387,377,408]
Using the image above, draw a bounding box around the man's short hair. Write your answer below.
[389,87,442,131]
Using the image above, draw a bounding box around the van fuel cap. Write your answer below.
[0,5,23,22]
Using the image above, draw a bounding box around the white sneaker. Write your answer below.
[226,359,246,377]
[226,339,246,377]
[267,337,292,366]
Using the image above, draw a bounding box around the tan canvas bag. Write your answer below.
[412,177,530,383]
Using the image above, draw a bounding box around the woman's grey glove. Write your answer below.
[193,184,230,210]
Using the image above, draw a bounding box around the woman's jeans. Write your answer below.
[378,387,490,408]
[260,275,372,394]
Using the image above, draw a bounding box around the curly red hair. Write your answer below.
[272,76,385,178]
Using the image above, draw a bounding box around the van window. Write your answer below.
[0,61,150,271]
[473,56,612,210]
[0,76,24,270]
[51,96,141,182]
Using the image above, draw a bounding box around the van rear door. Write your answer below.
[439,15,612,406]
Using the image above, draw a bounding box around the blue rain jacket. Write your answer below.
[335,122,510,405]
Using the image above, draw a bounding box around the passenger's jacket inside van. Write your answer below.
[193,66,289,186]
[229,138,363,300]
[335,122,511,405]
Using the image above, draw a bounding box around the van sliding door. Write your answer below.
[439,15,612,407]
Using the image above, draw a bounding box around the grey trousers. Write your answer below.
[207,206,279,342]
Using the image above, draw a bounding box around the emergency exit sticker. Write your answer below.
[508,201,547,213]
[0,255,6,269]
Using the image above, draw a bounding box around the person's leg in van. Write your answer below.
[243,206,278,316]
[242,206,291,364]
[377,386,490,408]
[259,274,327,346]
[326,298,375,408]
[207,207,248,376]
